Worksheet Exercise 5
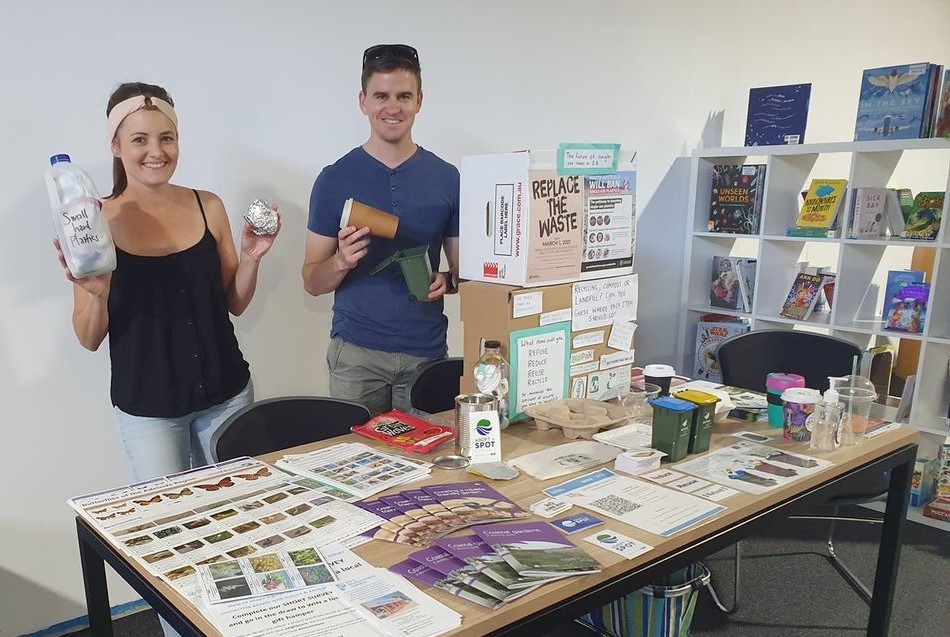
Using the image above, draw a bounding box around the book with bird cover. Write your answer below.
[854,62,941,141]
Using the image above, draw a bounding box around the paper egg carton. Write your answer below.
[525,399,629,439]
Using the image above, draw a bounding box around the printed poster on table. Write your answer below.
[509,323,571,421]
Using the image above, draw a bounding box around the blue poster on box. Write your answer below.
[745,83,811,146]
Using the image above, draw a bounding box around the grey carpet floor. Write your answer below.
[71,506,948,637]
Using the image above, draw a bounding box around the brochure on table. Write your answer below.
[204,543,461,637]
[674,440,832,494]
[68,458,384,604]
[275,442,432,500]
[543,468,725,537]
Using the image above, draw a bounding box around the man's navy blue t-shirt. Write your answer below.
[308,146,459,358]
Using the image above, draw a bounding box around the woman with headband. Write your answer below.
[53,82,280,485]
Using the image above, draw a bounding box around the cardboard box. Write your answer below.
[459,279,637,417]
[910,458,937,507]
[923,496,950,523]
[459,150,636,287]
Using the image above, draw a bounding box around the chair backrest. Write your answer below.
[211,396,371,462]
[409,357,464,414]
[718,330,862,393]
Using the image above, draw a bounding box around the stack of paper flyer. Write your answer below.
[510,440,622,480]
[203,543,461,637]
[67,459,386,606]
[359,482,530,547]
[543,468,726,537]
[391,521,600,608]
[674,441,832,495]
[276,442,432,500]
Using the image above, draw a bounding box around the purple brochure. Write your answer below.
[357,498,426,545]
[408,546,527,602]
[389,557,502,609]
[422,482,528,526]
[473,521,601,576]
[435,534,554,589]
[380,493,452,534]
[402,489,467,528]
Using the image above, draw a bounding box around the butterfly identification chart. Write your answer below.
[69,457,384,604]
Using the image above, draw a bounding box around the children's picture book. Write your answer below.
[881,270,925,323]
[745,83,811,146]
[900,191,944,240]
[848,187,888,238]
[935,69,950,139]
[694,319,750,382]
[472,522,601,577]
[884,281,929,334]
[854,62,941,141]
[780,272,825,320]
[884,282,930,333]
[796,179,848,229]
[707,164,766,234]
[709,256,742,309]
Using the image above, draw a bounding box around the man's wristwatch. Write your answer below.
[441,271,458,294]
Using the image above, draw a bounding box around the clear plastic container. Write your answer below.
[831,375,877,446]
[617,382,662,423]
[474,340,510,429]
[45,154,115,278]
[808,387,844,452]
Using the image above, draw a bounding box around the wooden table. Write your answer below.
[76,417,918,637]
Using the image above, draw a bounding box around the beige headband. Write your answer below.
[107,95,178,142]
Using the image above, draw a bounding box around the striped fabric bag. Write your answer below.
[578,564,710,637]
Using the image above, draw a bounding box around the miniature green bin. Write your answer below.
[369,245,433,302]
[675,389,720,454]
[650,396,696,462]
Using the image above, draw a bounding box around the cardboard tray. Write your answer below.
[525,399,629,440]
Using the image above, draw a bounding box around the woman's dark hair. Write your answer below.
[106,82,174,198]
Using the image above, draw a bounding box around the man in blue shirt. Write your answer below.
[303,44,460,416]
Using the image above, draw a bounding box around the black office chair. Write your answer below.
[717,329,861,394]
[709,329,885,612]
[210,396,371,462]
[408,357,463,414]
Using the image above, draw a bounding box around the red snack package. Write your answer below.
[350,410,455,454]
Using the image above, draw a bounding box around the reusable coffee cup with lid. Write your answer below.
[340,198,399,239]
[766,372,805,428]
[780,387,821,442]
[643,364,675,396]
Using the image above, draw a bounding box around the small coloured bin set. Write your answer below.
[650,391,720,462]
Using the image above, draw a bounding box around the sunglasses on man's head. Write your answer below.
[362,44,419,68]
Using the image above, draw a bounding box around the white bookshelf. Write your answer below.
[677,139,950,440]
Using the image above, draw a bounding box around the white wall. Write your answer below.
[2,0,949,634]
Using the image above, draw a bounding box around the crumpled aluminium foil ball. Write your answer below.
[244,198,279,235]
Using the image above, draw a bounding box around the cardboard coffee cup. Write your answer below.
[341,198,399,239]
[643,364,675,397]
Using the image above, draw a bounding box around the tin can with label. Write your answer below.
[434,393,497,469]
